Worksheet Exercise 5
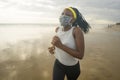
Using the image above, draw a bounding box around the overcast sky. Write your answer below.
[0,0,120,26]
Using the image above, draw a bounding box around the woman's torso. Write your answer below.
[54,27,79,66]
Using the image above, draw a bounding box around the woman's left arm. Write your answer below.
[51,27,85,59]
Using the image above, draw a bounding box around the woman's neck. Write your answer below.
[62,26,72,31]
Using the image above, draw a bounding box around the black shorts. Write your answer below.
[53,59,80,80]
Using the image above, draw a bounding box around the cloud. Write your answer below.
[0,0,56,11]
[0,0,119,25]
[0,0,59,23]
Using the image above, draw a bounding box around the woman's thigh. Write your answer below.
[66,62,81,80]
[53,59,65,80]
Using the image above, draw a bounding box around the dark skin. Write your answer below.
[48,9,84,59]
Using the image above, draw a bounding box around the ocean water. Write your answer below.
[0,24,56,62]
[0,24,56,80]
[0,24,56,44]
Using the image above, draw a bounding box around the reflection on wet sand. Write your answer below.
[0,43,54,80]
[0,29,55,80]
[0,26,120,80]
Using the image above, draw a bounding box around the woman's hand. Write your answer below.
[51,36,63,49]
[48,46,55,54]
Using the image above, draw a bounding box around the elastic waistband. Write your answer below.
[56,59,79,67]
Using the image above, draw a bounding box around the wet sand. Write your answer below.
[79,27,120,80]
[0,26,120,80]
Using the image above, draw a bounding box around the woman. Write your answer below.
[48,7,90,80]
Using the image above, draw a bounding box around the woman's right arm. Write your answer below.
[48,27,59,54]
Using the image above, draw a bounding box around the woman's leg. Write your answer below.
[53,59,65,80]
[66,62,80,80]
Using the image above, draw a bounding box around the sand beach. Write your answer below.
[0,24,120,80]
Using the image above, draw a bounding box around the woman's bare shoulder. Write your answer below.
[55,27,59,33]
[73,27,83,36]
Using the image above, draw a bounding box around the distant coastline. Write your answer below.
[106,22,120,31]
[0,23,59,26]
